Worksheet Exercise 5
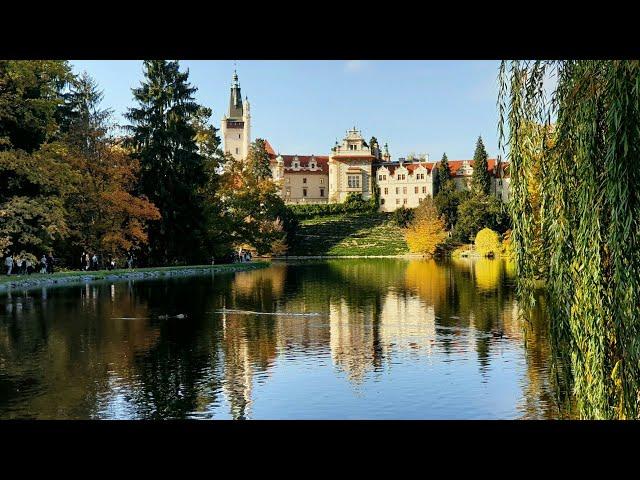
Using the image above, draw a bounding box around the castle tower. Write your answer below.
[221,69,251,160]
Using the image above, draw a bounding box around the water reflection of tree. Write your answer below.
[0,259,572,419]
[0,282,161,418]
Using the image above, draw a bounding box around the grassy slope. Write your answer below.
[289,212,409,256]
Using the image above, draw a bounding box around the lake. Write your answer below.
[0,258,569,419]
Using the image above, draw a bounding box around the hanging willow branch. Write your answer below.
[499,60,640,419]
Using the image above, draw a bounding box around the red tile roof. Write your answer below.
[264,139,276,157]
[278,155,330,175]
[377,158,506,178]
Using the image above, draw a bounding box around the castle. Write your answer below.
[221,71,510,211]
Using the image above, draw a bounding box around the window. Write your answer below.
[384,187,388,195]
[310,162,316,169]
[235,148,239,154]
[238,134,241,139]
[320,178,324,184]
[395,187,399,194]
[303,188,307,197]
[381,198,385,205]
[396,198,400,205]
[293,162,299,169]
[348,175,360,188]
[422,186,427,194]
[303,178,307,184]
[403,187,407,194]
[403,198,407,204]
[414,186,419,194]
[378,175,382,181]
[320,188,324,197]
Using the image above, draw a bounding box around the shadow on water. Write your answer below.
[0,258,571,419]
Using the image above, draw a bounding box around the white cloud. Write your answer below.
[344,60,367,73]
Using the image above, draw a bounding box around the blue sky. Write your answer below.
[70,60,502,160]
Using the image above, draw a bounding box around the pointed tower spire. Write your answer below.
[229,67,243,119]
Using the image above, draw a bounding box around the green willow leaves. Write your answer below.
[499,60,640,419]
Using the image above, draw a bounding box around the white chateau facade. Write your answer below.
[221,71,510,211]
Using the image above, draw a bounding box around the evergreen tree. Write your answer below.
[433,152,451,195]
[59,72,112,157]
[471,136,491,195]
[125,60,208,265]
[369,136,380,157]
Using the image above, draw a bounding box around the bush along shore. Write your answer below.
[0,262,269,292]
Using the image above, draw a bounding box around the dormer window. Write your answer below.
[310,162,316,170]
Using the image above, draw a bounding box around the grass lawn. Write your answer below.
[289,212,409,256]
[0,262,268,287]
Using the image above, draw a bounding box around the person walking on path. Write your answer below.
[85,253,90,271]
[47,252,54,274]
[15,256,23,275]
[40,255,47,274]
[5,253,13,275]
[91,253,98,271]
[80,251,86,271]
[25,258,32,275]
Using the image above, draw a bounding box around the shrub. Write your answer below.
[474,227,501,257]
[288,193,376,219]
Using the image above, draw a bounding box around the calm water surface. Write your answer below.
[0,259,567,419]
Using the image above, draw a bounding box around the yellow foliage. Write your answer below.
[474,228,502,257]
[406,221,446,255]
[405,200,447,255]
[474,257,501,291]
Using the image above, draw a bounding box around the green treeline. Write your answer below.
[0,60,295,269]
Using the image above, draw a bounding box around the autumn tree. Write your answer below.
[474,227,502,257]
[0,60,75,257]
[405,197,447,256]
[216,139,297,255]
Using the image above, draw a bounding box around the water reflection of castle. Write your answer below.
[217,258,530,417]
[1,258,557,420]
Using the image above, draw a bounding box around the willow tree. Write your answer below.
[499,60,640,419]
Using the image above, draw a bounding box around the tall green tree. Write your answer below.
[471,136,491,195]
[433,152,451,195]
[499,60,640,419]
[125,60,209,265]
[0,60,76,257]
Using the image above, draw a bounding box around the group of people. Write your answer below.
[4,252,55,276]
[235,248,252,263]
[79,251,136,271]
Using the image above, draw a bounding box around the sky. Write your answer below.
[70,60,503,160]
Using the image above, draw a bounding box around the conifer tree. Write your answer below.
[434,152,451,195]
[125,60,208,265]
[471,136,491,195]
